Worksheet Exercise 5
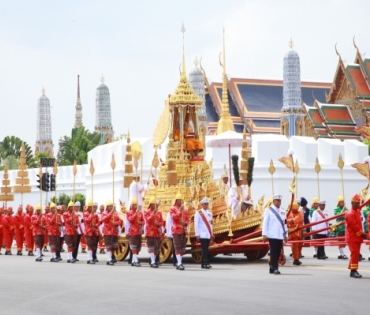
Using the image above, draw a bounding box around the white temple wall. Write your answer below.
[0,135,368,218]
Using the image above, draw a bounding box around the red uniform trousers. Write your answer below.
[98,235,105,250]
[25,233,34,251]
[290,235,303,260]
[4,232,14,251]
[15,229,24,251]
[348,241,361,270]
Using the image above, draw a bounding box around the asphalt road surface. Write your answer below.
[1,244,369,315]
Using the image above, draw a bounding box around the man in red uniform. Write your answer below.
[102,200,122,266]
[345,193,369,278]
[32,204,47,261]
[127,198,144,267]
[84,200,100,264]
[3,207,15,255]
[63,201,81,263]
[287,202,304,266]
[170,193,189,271]
[0,207,4,254]
[98,204,106,254]
[43,205,50,252]
[144,197,164,268]
[24,205,34,256]
[13,205,25,255]
[47,203,63,262]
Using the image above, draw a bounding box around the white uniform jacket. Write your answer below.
[194,209,213,239]
[262,205,287,240]
[311,209,328,235]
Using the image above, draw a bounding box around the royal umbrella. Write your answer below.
[206,130,250,183]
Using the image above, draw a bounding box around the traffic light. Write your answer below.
[36,174,42,190]
[42,172,50,192]
[50,174,56,191]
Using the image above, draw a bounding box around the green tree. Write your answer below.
[57,126,101,166]
[0,136,37,169]
[50,192,85,209]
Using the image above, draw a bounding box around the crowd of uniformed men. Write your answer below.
[1,174,369,278]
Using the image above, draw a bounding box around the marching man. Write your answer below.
[311,201,328,260]
[63,201,81,263]
[13,205,25,255]
[3,207,14,255]
[32,205,46,262]
[47,203,63,262]
[262,194,287,275]
[84,200,100,264]
[287,202,303,266]
[24,205,34,256]
[345,194,369,278]
[194,197,214,269]
[334,196,348,259]
[144,197,164,268]
[127,198,144,267]
[170,193,189,271]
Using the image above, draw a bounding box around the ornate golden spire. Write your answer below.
[101,75,105,84]
[216,28,235,134]
[289,38,294,49]
[169,23,202,106]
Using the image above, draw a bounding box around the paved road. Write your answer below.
[1,244,369,315]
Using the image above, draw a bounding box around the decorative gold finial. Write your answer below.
[289,38,294,49]
[216,28,235,134]
[42,87,45,95]
[101,75,105,84]
[181,22,186,79]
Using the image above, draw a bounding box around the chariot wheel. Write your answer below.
[278,254,286,266]
[191,250,202,263]
[159,238,173,263]
[115,237,129,261]
[245,250,260,261]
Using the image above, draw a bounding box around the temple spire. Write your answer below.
[181,22,186,78]
[74,75,83,128]
[216,28,235,135]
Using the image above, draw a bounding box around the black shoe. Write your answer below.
[338,255,344,259]
[359,255,365,261]
[342,255,348,259]
[293,260,302,265]
[368,257,370,261]
[350,270,362,278]
[201,265,208,269]
[43,247,49,252]
[93,259,99,263]
[0,252,2,255]
[150,263,158,268]
[100,249,106,254]
[60,248,65,252]
[81,249,87,253]
[273,270,281,275]
[135,261,141,267]
[5,251,12,255]
[313,254,317,258]
[57,257,62,261]
[87,260,95,264]
[131,263,135,266]
[111,258,117,263]
[176,264,185,270]
[73,259,79,262]
[322,256,328,260]
[41,253,44,257]
[28,252,34,256]
[67,259,76,263]
[35,257,43,262]
[106,260,114,266]
[17,251,22,256]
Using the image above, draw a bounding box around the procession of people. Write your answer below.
[1,171,370,279]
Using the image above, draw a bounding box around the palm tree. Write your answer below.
[0,136,36,169]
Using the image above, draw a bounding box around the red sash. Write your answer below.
[317,210,328,226]
[199,211,213,241]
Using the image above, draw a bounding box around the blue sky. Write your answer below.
[0,0,369,153]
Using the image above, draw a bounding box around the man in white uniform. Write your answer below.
[262,194,287,275]
[195,197,214,269]
[228,177,247,219]
[311,200,328,260]
[129,176,147,210]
